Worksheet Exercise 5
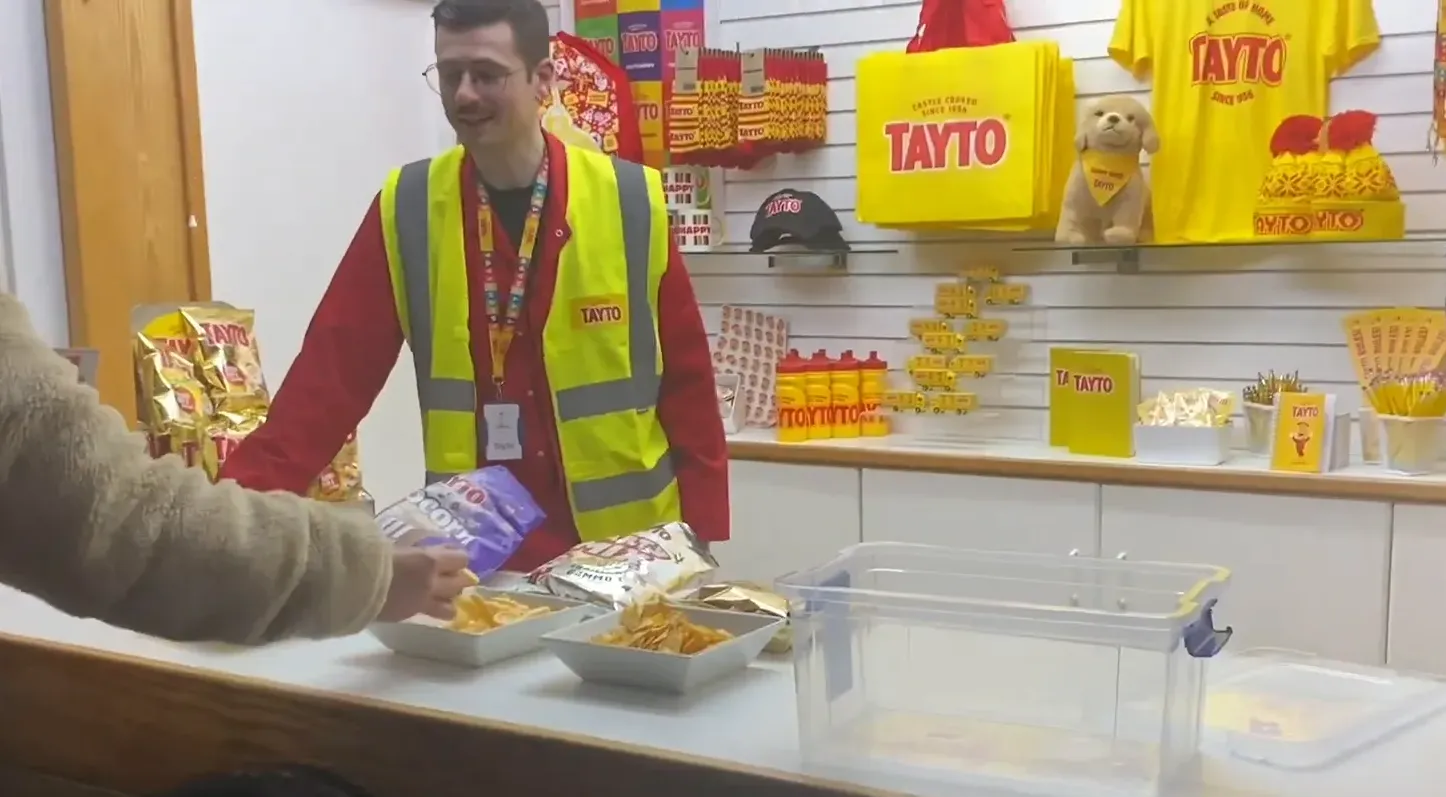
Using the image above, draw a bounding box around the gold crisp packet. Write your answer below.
[308,431,367,502]
[201,410,265,481]
[1138,389,1234,428]
[181,306,270,413]
[684,582,792,653]
[134,320,212,464]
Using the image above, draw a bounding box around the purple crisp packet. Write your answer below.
[374,467,545,576]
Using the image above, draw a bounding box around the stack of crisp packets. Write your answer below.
[711,305,787,427]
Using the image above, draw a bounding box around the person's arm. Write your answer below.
[219,196,404,494]
[0,294,391,644]
[656,241,730,542]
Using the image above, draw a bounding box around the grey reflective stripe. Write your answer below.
[570,456,676,512]
[394,158,477,423]
[553,157,661,422]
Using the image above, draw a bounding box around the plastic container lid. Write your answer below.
[777,349,809,375]
[834,350,861,370]
[862,350,888,370]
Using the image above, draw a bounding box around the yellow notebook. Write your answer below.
[1269,392,1336,473]
[1048,348,1140,458]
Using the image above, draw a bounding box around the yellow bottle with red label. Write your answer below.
[775,349,810,443]
[831,350,863,438]
[805,350,834,440]
[860,351,890,437]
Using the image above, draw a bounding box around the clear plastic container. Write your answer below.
[1203,649,1446,769]
[776,543,1231,797]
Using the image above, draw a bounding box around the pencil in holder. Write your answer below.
[1379,415,1443,475]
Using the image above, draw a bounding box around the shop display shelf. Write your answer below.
[777,542,1232,797]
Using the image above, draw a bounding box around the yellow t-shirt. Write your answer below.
[1108,0,1380,243]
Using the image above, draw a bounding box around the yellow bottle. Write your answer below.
[860,350,890,437]
[805,350,834,440]
[831,350,862,438]
[775,349,810,443]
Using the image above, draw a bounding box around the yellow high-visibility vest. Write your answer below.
[378,144,680,541]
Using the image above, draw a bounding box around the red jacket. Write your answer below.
[220,135,729,571]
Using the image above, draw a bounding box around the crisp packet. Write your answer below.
[683,582,792,653]
[309,431,366,502]
[181,306,270,413]
[527,522,718,607]
[201,410,264,480]
[375,467,545,577]
[134,320,212,464]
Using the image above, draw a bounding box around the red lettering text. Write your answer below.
[884,118,1008,173]
[200,322,251,347]
[779,407,810,428]
[621,30,659,53]
[585,37,615,57]
[664,29,702,50]
[1073,374,1115,394]
[1314,209,1364,233]
[1254,212,1313,236]
[1189,33,1285,86]
[1293,405,1320,418]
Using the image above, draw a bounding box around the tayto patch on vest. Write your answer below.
[748,188,850,254]
[572,294,629,329]
[374,467,546,577]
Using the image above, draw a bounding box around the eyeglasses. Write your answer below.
[424,63,521,95]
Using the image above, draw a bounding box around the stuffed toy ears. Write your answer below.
[1142,127,1161,154]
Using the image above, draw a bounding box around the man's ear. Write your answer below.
[533,59,556,101]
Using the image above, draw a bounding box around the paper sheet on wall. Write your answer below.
[711,305,787,427]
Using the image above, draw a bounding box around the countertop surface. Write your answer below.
[3,586,1444,796]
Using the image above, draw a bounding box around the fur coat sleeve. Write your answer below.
[0,293,391,644]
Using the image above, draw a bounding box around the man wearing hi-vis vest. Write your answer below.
[220,0,728,571]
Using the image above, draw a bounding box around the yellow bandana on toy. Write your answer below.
[1080,150,1140,205]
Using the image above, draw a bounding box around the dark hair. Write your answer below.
[432,0,552,69]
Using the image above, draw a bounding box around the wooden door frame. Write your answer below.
[44,0,211,415]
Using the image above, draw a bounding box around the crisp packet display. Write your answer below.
[527,522,718,607]
[134,318,211,464]
[309,431,367,502]
[201,410,265,480]
[375,468,545,577]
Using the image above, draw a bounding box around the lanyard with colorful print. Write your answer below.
[477,149,550,389]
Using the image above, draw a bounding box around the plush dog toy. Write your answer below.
[1056,96,1159,245]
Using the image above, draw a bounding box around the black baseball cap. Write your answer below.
[748,188,851,253]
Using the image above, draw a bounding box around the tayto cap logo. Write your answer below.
[884,118,1008,173]
[664,28,702,51]
[1315,208,1365,233]
[585,36,616,58]
[1254,211,1313,236]
[1191,2,1286,106]
[765,194,802,216]
[621,28,659,54]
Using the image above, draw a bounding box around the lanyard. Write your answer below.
[478,149,550,388]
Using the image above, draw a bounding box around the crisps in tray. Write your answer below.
[449,592,553,634]
[181,306,270,413]
[528,522,718,607]
[591,599,733,655]
[376,467,545,577]
[309,431,367,502]
[684,582,792,653]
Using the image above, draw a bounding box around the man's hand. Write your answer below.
[377,548,473,623]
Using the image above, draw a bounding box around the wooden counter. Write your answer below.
[727,433,1446,505]
[0,632,867,797]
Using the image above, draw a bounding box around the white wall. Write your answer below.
[0,0,67,344]
[697,0,1446,445]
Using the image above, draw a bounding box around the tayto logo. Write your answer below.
[1072,374,1114,394]
[664,29,702,50]
[445,474,489,506]
[779,406,809,429]
[621,30,659,54]
[1189,34,1286,85]
[638,101,661,121]
[200,322,251,347]
[1315,209,1364,233]
[884,118,1008,173]
[577,533,670,562]
[585,36,615,58]
[580,304,624,324]
[765,195,802,216]
[830,404,864,425]
[1191,1,1286,106]
[1254,211,1312,236]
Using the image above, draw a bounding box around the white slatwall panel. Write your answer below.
[689,0,1446,442]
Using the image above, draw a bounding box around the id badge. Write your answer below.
[483,403,523,461]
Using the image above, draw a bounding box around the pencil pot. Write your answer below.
[1358,408,1381,464]
[1379,415,1443,475]
[1243,402,1274,456]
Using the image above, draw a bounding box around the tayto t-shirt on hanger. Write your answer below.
[1109,0,1381,243]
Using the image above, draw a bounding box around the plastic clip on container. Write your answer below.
[776,543,1233,797]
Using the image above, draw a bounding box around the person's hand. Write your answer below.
[376,547,474,623]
